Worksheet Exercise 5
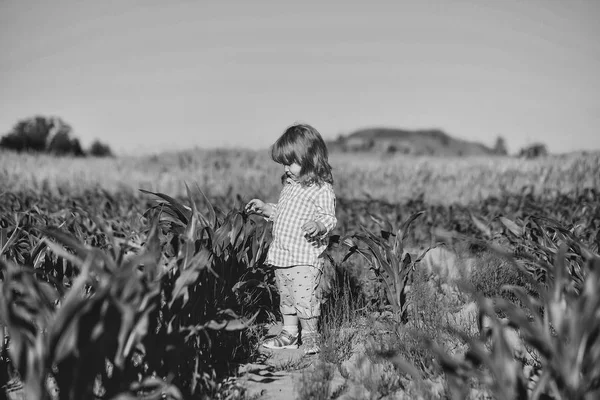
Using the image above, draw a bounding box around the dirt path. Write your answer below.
[236,323,346,400]
[237,357,302,399]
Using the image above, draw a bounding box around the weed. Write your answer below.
[274,356,313,373]
[319,261,365,366]
[295,361,335,400]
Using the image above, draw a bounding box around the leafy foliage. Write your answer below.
[0,186,274,398]
[341,212,429,321]
[386,208,600,399]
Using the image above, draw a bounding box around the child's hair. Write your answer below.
[271,124,333,186]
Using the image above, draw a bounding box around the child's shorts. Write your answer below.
[274,258,325,319]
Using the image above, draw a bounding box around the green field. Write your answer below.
[1,150,599,399]
[2,149,599,203]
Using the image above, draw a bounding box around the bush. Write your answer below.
[518,143,548,159]
[89,140,113,157]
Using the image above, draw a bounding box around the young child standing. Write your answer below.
[245,124,337,355]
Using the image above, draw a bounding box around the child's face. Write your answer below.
[284,162,302,179]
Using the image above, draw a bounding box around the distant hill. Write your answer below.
[327,128,497,156]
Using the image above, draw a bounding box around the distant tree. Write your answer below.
[47,131,71,155]
[47,131,85,156]
[89,140,113,157]
[71,138,84,156]
[0,132,26,151]
[518,143,548,159]
[493,136,508,155]
[0,115,56,152]
[1,115,87,156]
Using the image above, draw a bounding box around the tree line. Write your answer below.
[0,115,113,157]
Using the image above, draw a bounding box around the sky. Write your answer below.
[1,0,599,155]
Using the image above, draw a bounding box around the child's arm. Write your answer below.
[264,203,277,221]
[310,185,337,236]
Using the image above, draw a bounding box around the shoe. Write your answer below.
[302,333,320,355]
[262,330,299,349]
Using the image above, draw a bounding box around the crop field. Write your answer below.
[2,150,599,204]
[1,149,600,399]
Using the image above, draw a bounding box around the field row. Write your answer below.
[2,149,599,204]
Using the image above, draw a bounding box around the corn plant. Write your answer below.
[137,184,274,396]
[0,222,183,400]
[341,211,429,321]
[390,216,600,400]
[432,246,600,400]
[499,215,591,293]
[0,184,274,399]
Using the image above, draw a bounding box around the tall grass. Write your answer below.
[2,149,598,204]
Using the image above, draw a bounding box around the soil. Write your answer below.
[236,323,347,400]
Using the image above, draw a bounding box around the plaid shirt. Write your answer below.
[266,179,337,268]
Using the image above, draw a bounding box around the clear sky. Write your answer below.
[1,0,599,155]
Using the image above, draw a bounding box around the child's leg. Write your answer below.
[275,268,299,334]
[282,314,299,335]
[299,316,318,335]
[263,268,300,349]
[291,263,323,354]
[289,264,323,334]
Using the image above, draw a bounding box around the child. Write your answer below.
[245,124,337,355]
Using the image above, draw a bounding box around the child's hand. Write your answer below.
[245,199,272,217]
[245,199,265,215]
[302,220,326,238]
